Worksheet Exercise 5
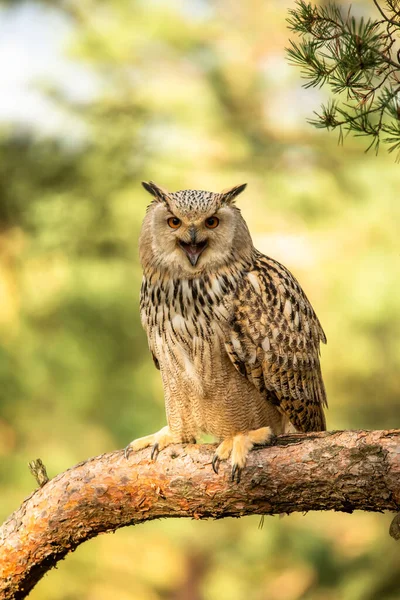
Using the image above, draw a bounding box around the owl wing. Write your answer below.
[225,252,327,432]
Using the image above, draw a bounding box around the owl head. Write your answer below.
[139,181,254,276]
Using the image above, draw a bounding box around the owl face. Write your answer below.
[140,182,253,276]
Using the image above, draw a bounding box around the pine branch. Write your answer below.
[287,1,400,158]
[1,430,399,600]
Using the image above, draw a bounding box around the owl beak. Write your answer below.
[178,240,208,266]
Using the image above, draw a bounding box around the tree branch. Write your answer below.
[1,430,399,599]
[373,0,400,28]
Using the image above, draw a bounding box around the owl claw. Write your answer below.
[231,464,242,484]
[124,425,173,460]
[212,427,274,481]
[151,442,160,461]
[212,454,220,474]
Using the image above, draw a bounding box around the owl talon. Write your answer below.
[231,464,242,484]
[125,425,174,460]
[211,427,274,480]
[151,443,160,460]
[212,454,220,474]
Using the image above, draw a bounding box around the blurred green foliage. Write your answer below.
[0,1,399,599]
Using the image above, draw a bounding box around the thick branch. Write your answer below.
[1,430,399,599]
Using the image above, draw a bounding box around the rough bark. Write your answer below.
[1,429,399,600]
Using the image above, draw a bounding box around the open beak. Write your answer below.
[178,240,208,266]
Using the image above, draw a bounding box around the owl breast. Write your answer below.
[141,268,285,440]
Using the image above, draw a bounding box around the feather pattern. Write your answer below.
[225,250,327,432]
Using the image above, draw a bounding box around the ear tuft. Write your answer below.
[220,183,247,205]
[141,181,171,204]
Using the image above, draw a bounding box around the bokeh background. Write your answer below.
[0,0,399,598]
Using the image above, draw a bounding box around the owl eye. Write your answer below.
[168,217,181,229]
[205,216,219,229]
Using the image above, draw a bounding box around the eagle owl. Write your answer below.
[126,181,327,481]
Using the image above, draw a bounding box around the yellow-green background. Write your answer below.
[0,0,399,598]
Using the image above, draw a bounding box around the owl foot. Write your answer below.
[212,426,274,483]
[124,425,174,460]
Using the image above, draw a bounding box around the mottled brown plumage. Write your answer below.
[126,181,327,480]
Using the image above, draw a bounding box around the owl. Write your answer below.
[125,181,327,482]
